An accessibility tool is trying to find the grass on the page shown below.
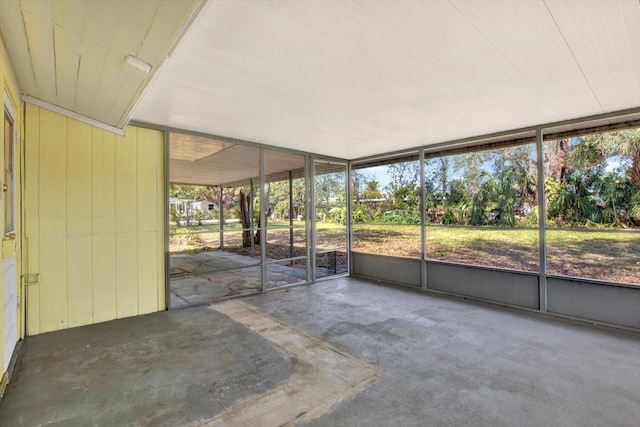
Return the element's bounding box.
[353,223,640,284]
[171,221,640,285]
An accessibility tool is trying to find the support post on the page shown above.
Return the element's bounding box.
[289,170,294,264]
[260,149,267,291]
[164,131,171,309]
[346,162,353,275]
[249,178,255,258]
[219,186,224,250]
[419,150,427,289]
[536,128,547,312]
[307,157,315,282]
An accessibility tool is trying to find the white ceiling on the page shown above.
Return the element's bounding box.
[0,0,202,127]
[1,1,639,160]
[133,0,640,160]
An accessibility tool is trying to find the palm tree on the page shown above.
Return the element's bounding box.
[569,128,640,225]
[570,129,640,186]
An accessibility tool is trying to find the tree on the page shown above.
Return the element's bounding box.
[544,139,571,182]
[169,184,214,201]
[352,170,373,203]
[431,157,449,204]
[598,172,628,224]
[255,183,270,244]
[545,128,640,227]
[211,186,235,220]
[315,170,346,221]
[570,129,640,187]
[385,161,420,211]
[469,171,494,225]
[387,161,419,190]
[362,180,383,199]
[447,179,468,206]
[466,148,535,227]
[453,151,487,195]
[238,188,252,247]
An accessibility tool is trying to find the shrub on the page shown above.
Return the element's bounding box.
[441,209,456,225]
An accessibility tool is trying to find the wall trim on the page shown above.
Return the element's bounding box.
[21,95,125,136]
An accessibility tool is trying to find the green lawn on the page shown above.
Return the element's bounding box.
[171,221,640,285]
[352,223,640,284]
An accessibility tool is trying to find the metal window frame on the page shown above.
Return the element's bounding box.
[311,158,350,280]
[163,132,318,307]
[150,105,640,311]
[536,128,547,311]
[3,90,17,235]
[349,115,640,296]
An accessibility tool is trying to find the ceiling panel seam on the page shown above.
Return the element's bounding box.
[541,0,604,113]
[19,4,38,93]
[52,25,57,96]
[621,1,640,105]
[354,0,454,76]
[449,0,562,119]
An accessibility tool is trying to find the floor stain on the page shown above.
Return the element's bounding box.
[191,300,382,427]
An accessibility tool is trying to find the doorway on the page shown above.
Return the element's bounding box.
[313,161,348,279]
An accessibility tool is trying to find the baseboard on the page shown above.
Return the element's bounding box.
[0,340,22,399]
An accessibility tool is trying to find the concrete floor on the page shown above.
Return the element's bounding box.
[170,251,306,307]
[2,277,640,426]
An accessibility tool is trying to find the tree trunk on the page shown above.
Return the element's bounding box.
[255,183,270,244]
[544,138,571,182]
[239,189,252,247]
[630,150,640,188]
[539,138,572,208]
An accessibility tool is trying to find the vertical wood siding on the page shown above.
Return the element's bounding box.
[24,104,165,335]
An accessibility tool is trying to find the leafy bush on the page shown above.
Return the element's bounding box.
[379,211,420,225]
[352,208,367,223]
[441,209,456,225]
[328,207,347,224]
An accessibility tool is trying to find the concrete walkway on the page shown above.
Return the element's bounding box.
[2,277,640,426]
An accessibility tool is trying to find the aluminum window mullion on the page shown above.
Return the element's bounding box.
[420,149,427,289]
[347,162,353,275]
[164,131,171,310]
[219,187,224,250]
[307,156,315,282]
[260,149,266,292]
[536,128,547,312]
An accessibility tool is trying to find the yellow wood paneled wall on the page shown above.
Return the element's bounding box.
[0,32,22,378]
[24,104,165,335]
